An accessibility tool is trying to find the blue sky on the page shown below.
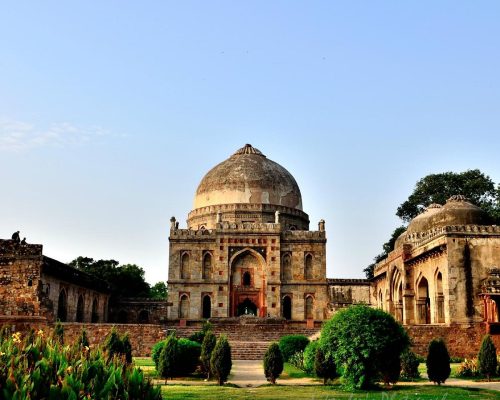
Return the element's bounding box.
[1,2,499,285]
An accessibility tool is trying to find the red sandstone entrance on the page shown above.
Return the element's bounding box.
[229,249,267,317]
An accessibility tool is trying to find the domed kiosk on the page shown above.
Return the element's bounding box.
[167,144,329,322]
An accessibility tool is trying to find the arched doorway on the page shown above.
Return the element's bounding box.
[436,271,445,323]
[202,253,212,280]
[118,310,128,323]
[179,294,189,319]
[181,253,190,279]
[202,295,211,319]
[138,309,149,323]
[237,298,258,316]
[282,296,292,320]
[305,296,314,319]
[229,249,265,317]
[76,295,85,322]
[417,277,431,324]
[57,289,67,322]
[91,297,99,323]
[282,254,292,281]
[305,254,313,280]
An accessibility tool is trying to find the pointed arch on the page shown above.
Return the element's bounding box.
[282,253,292,281]
[76,294,85,322]
[282,295,292,320]
[180,252,190,279]
[202,252,212,280]
[179,294,190,319]
[416,276,431,324]
[304,253,313,280]
[435,269,445,323]
[305,295,314,319]
[91,297,99,323]
[202,295,211,319]
[138,309,150,323]
[57,288,68,322]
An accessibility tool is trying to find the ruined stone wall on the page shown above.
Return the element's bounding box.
[0,240,44,318]
[109,299,169,324]
[406,323,489,359]
[327,279,372,314]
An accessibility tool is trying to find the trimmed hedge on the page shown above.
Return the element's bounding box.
[278,335,310,362]
[152,337,201,376]
[303,340,320,374]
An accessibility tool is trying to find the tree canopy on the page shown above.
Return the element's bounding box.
[69,256,165,299]
[364,169,500,279]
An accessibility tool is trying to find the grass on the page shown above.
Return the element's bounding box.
[160,384,500,399]
[281,362,315,380]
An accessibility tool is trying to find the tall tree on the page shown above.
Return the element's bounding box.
[150,281,168,299]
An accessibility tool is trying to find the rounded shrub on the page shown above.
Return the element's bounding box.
[314,346,337,385]
[263,342,284,384]
[158,333,178,380]
[176,338,202,376]
[426,338,451,385]
[210,335,232,386]
[200,331,217,379]
[278,335,310,362]
[320,305,409,389]
[151,339,166,370]
[400,349,420,380]
[478,334,497,380]
[303,340,319,374]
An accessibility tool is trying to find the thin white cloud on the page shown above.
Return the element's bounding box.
[0,118,111,151]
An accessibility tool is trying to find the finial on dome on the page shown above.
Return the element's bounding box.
[233,144,265,157]
[447,195,468,202]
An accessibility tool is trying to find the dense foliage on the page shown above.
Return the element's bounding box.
[158,334,178,380]
[154,335,201,378]
[200,330,217,379]
[303,340,320,374]
[426,338,451,385]
[210,335,232,386]
[278,335,310,362]
[69,256,165,299]
[478,334,497,380]
[320,305,409,389]
[263,342,284,384]
[400,349,420,380]
[314,346,337,385]
[0,328,161,399]
[104,327,133,364]
[188,321,213,344]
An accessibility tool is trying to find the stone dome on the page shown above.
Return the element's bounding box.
[406,195,491,234]
[193,144,303,210]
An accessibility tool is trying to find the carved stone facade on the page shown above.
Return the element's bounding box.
[373,196,500,331]
[167,144,333,322]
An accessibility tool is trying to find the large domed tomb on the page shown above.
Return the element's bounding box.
[188,144,310,230]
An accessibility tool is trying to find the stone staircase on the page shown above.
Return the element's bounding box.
[165,319,321,360]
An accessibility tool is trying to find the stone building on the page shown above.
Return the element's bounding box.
[0,239,110,325]
[167,144,334,322]
[373,195,500,331]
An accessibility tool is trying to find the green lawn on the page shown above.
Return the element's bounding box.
[160,384,500,399]
[281,362,316,380]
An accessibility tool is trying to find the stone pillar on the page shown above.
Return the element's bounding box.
[318,219,325,232]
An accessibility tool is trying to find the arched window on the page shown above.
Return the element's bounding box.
[283,296,292,320]
[179,294,189,319]
[242,271,251,286]
[305,254,313,280]
[436,271,444,323]
[76,295,85,322]
[305,296,314,319]
[417,277,431,324]
[118,310,128,323]
[202,295,211,319]
[91,297,99,323]
[202,253,212,280]
[181,253,190,279]
[282,254,292,281]
[138,309,149,323]
[378,289,384,310]
[57,289,68,322]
